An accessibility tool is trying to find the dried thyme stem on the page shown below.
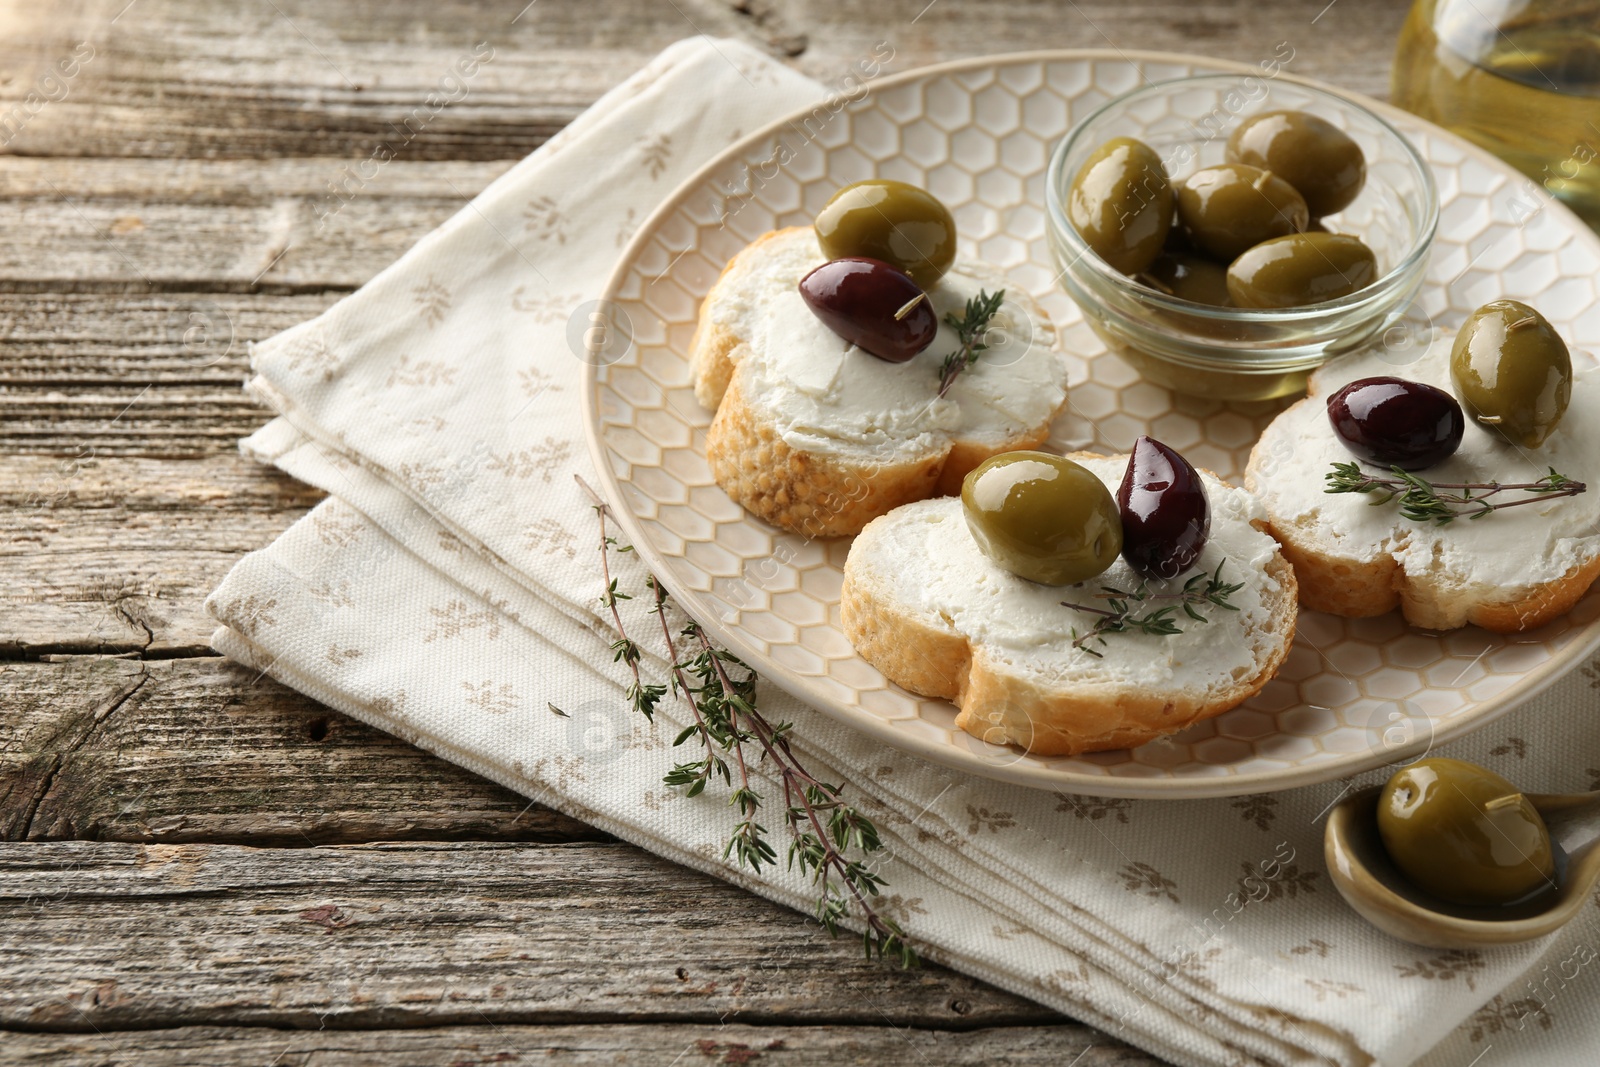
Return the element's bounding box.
[577,475,659,719]
[1062,561,1244,657]
[576,475,914,966]
[648,577,724,794]
[1324,462,1586,524]
[936,288,1006,398]
[692,627,913,965]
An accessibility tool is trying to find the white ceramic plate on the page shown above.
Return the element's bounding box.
[585,50,1600,798]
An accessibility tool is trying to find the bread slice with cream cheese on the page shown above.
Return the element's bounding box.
[841,453,1298,755]
[690,227,1068,537]
[1245,333,1600,632]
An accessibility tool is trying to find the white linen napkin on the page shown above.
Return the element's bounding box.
[207,37,1600,1067]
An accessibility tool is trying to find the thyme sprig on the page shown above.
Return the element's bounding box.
[650,575,739,802]
[1062,561,1244,658]
[688,626,912,965]
[577,476,916,967]
[651,585,774,877]
[1324,462,1587,525]
[588,490,667,721]
[936,288,1006,398]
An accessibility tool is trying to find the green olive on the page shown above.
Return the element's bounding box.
[1225,232,1378,309]
[961,452,1122,586]
[1135,252,1233,307]
[814,180,957,288]
[1449,300,1572,449]
[1176,163,1309,262]
[1227,110,1367,218]
[1067,137,1173,275]
[1377,758,1555,907]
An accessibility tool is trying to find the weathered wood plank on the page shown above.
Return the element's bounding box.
[0,0,1405,162]
[802,0,1404,101]
[1,456,318,653]
[0,0,765,161]
[0,840,1063,1031]
[0,158,510,203]
[0,392,272,458]
[0,656,598,844]
[0,289,332,383]
[0,160,511,293]
[2,1023,1158,1065]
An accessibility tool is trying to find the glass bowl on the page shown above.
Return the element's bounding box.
[1046,73,1439,401]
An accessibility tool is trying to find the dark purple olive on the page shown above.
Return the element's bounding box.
[798,257,937,363]
[1117,436,1210,580]
[1326,376,1465,470]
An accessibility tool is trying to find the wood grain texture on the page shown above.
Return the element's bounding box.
[0,0,1405,162]
[1,455,319,653]
[0,656,599,845]
[0,288,336,459]
[1,1023,1155,1065]
[0,160,512,293]
[0,840,1062,1032]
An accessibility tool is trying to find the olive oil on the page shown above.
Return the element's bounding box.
[1392,0,1600,229]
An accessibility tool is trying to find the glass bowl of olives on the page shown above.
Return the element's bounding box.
[1046,74,1439,401]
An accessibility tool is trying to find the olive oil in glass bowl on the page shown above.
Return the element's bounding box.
[1392,0,1600,230]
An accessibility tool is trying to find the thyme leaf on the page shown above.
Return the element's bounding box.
[576,475,916,968]
[936,288,1006,398]
[1324,461,1586,525]
[1062,560,1244,658]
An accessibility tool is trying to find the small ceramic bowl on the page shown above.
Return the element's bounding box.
[1325,785,1600,948]
[1046,73,1439,401]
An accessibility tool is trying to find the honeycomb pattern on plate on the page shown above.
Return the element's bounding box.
[590,54,1600,797]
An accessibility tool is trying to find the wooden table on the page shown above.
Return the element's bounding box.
[0,2,1412,1062]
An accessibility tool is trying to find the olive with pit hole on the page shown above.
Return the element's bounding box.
[1227,110,1367,218]
[1176,163,1309,262]
[1117,436,1210,580]
[798,258,937,363]
[1327,376,1465,470]
[1067,137,1173,275]
[814,180,958,289]
[1449,300,1572,449]
[962,452,1122,586]
[1225,232,1378,309]
[1136,252,1233,306]
[1377,757,1556,907]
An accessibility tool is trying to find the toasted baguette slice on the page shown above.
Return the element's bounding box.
[841,454,1298,755]
[1245,332,1600,632]
[690,227,1067,537]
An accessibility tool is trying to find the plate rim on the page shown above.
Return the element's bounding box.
[583,47,1600,798]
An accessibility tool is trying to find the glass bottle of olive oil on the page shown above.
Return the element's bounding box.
[1392,0,1600,229]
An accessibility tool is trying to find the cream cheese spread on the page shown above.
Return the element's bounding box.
[860,457,1286,692]
[1252,331,1600,596]
[707,228,1068,464]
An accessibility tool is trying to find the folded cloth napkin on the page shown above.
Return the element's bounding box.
[207,36,1600,1067]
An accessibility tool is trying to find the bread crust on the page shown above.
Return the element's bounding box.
[1246,388,1600,633]
[690,227,1063,537]
[689,318,740,412]
[840,461,1300,756]
[706,374,945,539]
